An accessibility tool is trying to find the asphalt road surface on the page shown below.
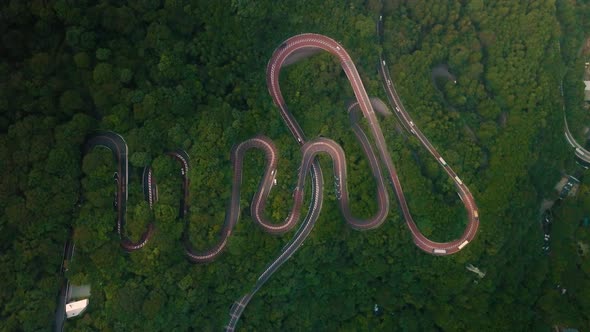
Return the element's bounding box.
[563,114,590,164]
[84,131,154,251]
[82,32,480,331]
[379,57,479,253]
[53,235,74,332]
[167,150,190,218]
[225,33,480,331]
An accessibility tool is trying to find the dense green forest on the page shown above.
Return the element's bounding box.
[1,0,590,330]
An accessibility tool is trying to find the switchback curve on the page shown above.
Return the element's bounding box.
[84,131,154,252]
[226,33,480,331]
[82,32,480,331]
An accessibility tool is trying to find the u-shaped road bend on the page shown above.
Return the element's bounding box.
[84,33,480,331]
[166,150,190,218]
[84,131,154,252]
[563,114,590,163]
[378,56,479,253]
[267,34,479,255]
[225,33,480,331]
[184,135,315,263]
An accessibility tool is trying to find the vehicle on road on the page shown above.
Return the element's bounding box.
[458,240,469,250]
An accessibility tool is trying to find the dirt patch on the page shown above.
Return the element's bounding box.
[539,199,555,214]
[282,47,322,67]
[370,97,392,116]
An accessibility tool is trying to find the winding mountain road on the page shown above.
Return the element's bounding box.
[84,132,154,251]
[379,57,479,253]
[224,33,480,331]
[83,32,479,331]
[563,114,590,164]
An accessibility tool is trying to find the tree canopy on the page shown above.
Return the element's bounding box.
[1,0,589,330]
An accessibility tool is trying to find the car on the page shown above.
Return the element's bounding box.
[113,172,119,184]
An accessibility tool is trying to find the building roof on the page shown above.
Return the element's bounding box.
[65,299,89,318]
[568,175,581,184]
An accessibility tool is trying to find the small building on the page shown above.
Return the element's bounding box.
[65,299,89,318]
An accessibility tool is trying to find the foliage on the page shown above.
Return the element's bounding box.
[0,0,589,330]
